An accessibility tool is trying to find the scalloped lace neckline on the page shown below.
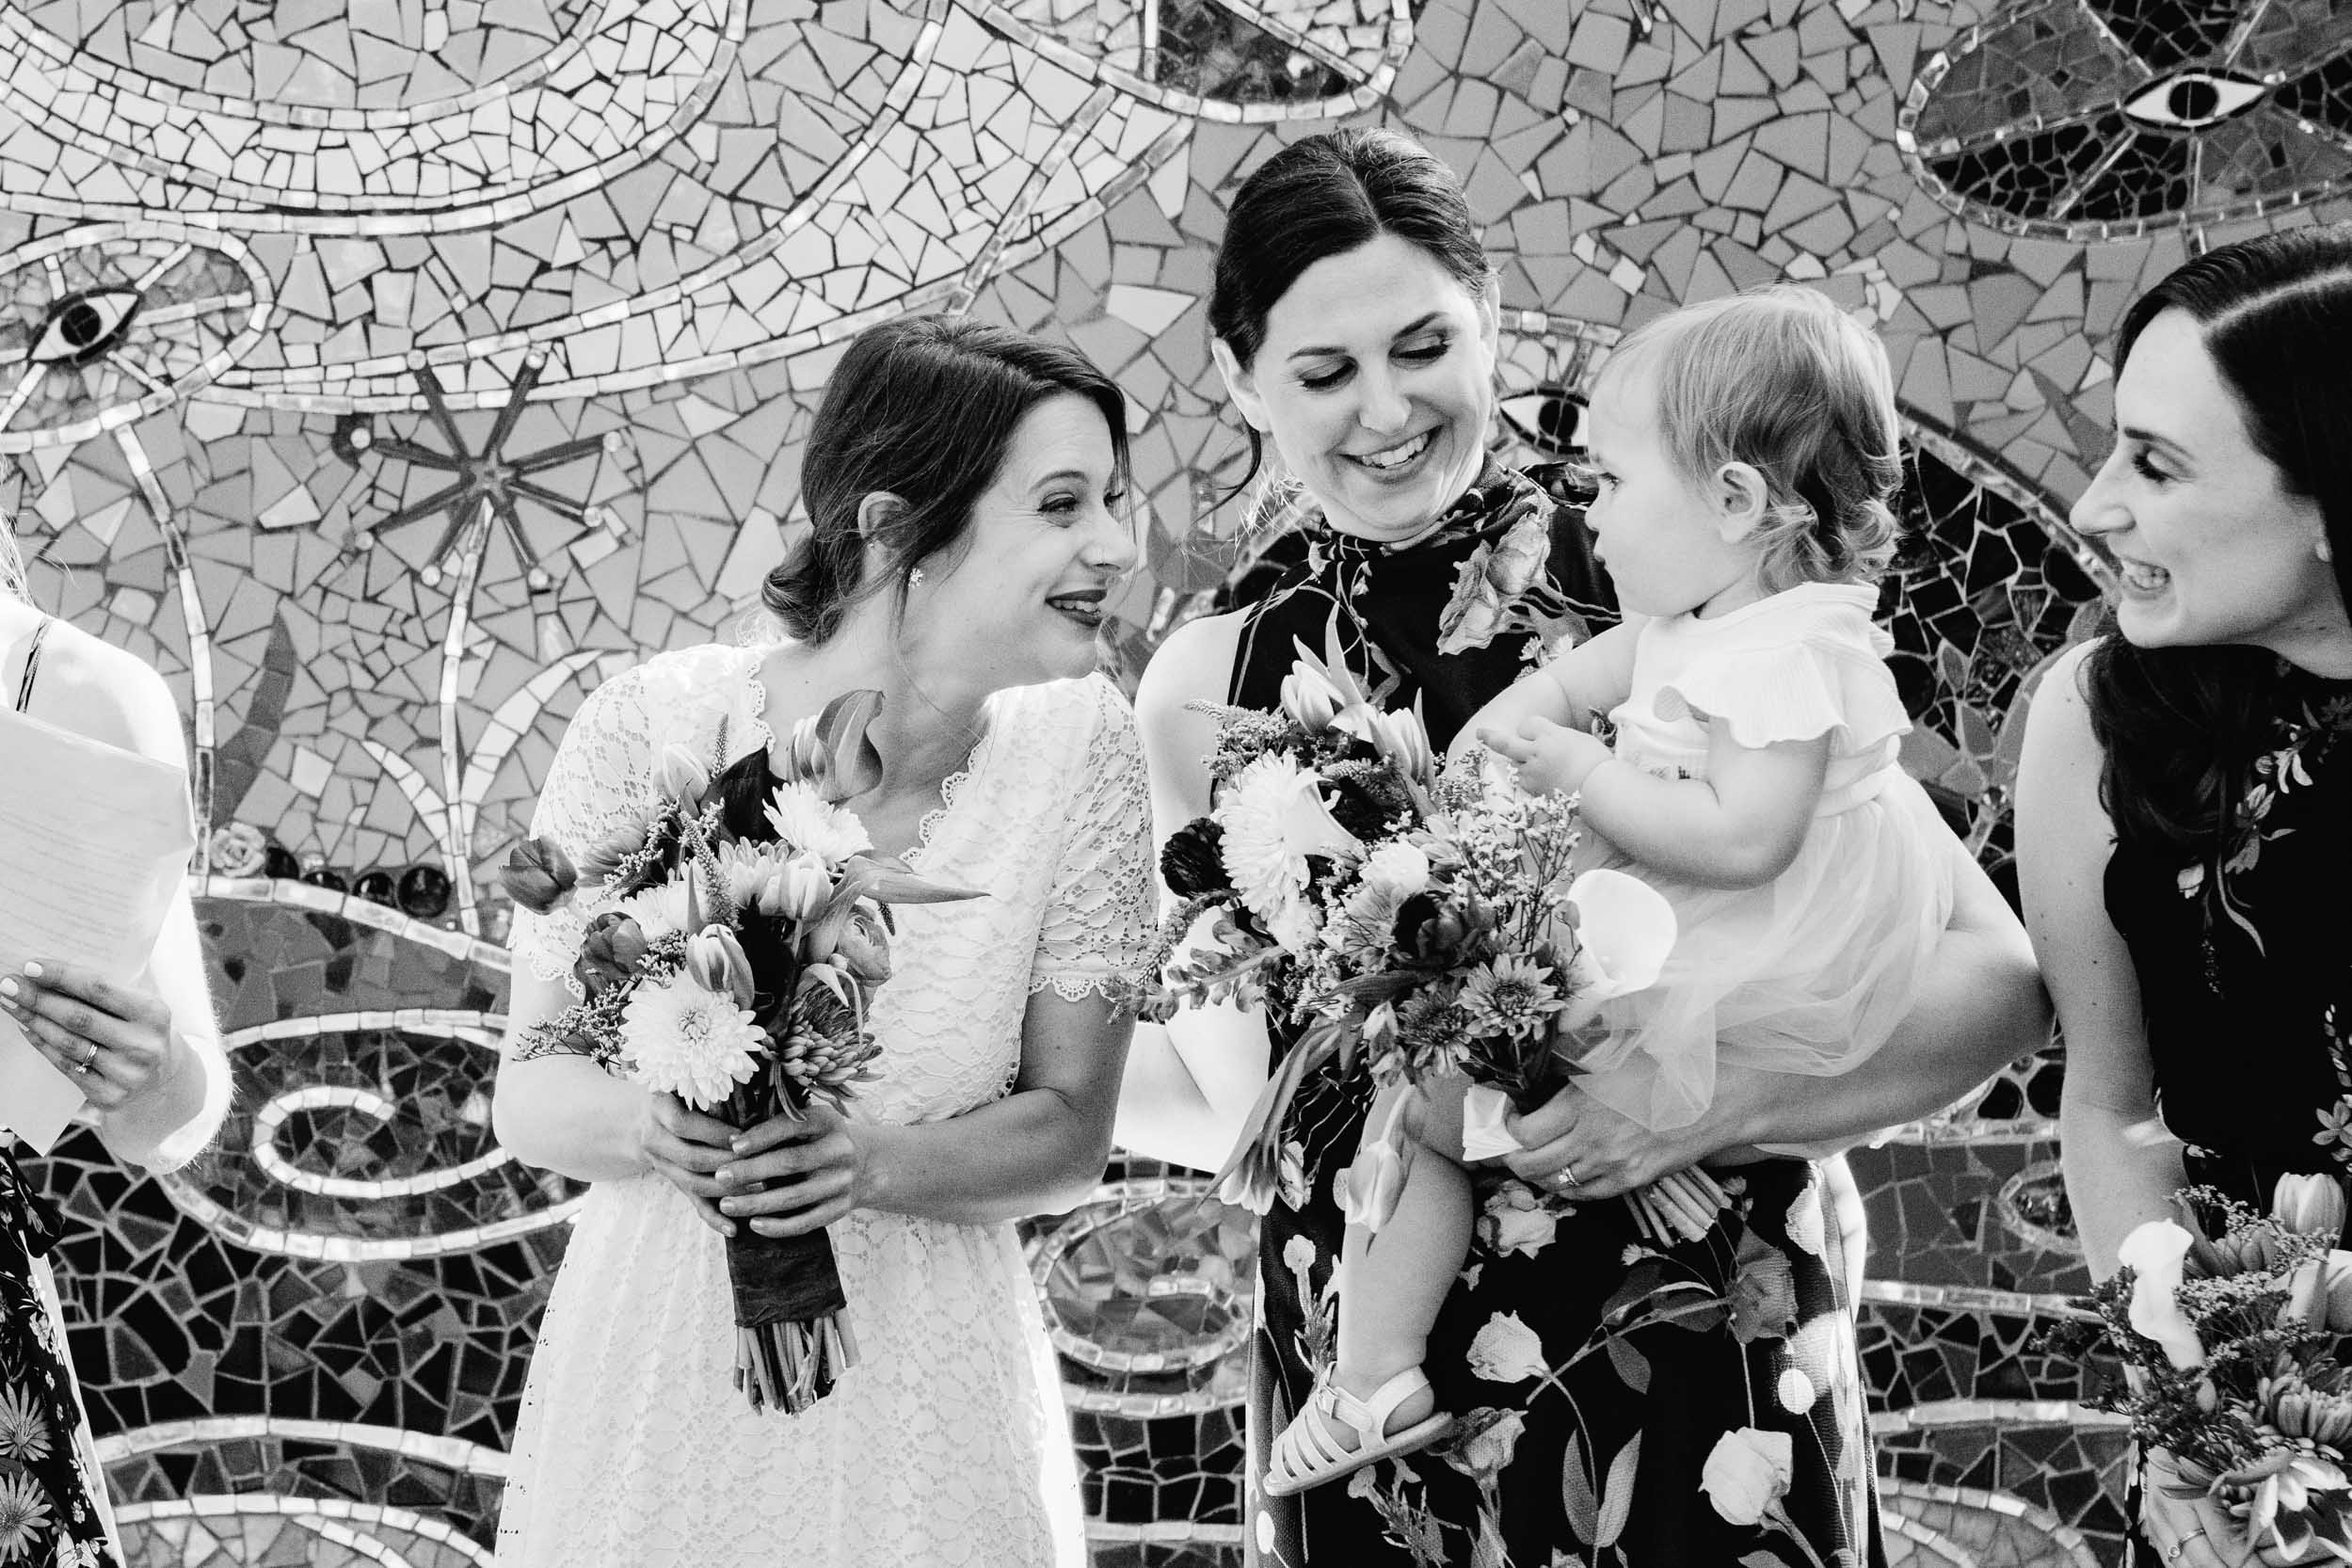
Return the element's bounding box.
[738,644,990,871]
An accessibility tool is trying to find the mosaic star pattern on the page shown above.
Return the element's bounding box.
[11,0,2351,1560]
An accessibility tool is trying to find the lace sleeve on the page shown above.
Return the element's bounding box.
[1031,677,1157,1003]
[508,665,660,999]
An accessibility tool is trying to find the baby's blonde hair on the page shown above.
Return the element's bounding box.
[1596,285,1903,592]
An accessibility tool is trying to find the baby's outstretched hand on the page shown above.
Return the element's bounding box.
[1479,714,1611,797]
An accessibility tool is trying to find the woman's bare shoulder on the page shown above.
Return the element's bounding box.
[1136,609,1246,720]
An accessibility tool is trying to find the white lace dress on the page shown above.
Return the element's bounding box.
[493,643,1155,1568]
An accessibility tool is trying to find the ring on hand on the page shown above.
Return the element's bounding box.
[1557,1162,1579,1189]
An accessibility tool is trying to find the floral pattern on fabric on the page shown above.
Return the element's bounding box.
[2104,664,2352,1568]
[0,1148,120,1568]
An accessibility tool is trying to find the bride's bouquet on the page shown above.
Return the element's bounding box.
[501,692,982,1415]
[1137,627,1718,1242]
[2044,1173,2352,1561]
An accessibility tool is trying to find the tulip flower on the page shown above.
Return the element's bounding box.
[657,744,711,809]
[683,924,756,1009]
[2275,1174,2348,1240]
[501,836,577,915]
[774,852,833,922]
[573,912,650,998]
[1279,664,1344,733]
[1368,708,1436,791]
[830,906,892,987]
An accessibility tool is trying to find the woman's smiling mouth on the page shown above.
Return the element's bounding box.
[1046,589,1106,629]
[1346,429,1435,474]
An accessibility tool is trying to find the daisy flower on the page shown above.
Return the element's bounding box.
[623,974,767,1110]
[0,1388,48,1463]
[1216,753,1362,954]
[764,780,873,865]
[1459,954,1565,1042]
[0,1471,52,1564]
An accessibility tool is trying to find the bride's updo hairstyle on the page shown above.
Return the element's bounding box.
[763,314,1128,644]
[2084,226,2352,854]
[1207,128,1491,490]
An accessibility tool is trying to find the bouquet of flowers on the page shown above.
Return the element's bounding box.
[501,691,982,1415]
[1139,626,1723,1243]
[2045,1173,2352,1560]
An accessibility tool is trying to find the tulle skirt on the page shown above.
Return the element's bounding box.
[1574,769,1956,1131]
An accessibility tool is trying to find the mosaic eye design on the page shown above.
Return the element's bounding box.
[1497,389,1590,459]
[1898,0,2352,238]
[24,288,141,366]
[0,225,270,452]
[2120,71,2267,130]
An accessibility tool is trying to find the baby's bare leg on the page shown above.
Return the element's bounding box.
[1332,1078,1475,1427]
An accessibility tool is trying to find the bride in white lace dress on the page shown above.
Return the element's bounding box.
[491,317,1154,1568]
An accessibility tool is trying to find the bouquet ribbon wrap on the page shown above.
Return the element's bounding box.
[726,1223,857,1415]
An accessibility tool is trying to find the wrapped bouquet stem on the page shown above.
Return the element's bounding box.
[505,690,981,1415]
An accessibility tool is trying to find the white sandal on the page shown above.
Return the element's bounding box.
[1263,1367,1454,1496]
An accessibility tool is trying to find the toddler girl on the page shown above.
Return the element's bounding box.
[1264,285,1956,1495]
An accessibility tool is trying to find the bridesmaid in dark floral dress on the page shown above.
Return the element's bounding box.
[2023,227,2352,1568]
[1121,128,2046,1567]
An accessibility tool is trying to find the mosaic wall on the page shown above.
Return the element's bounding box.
[8,0,2350,1560]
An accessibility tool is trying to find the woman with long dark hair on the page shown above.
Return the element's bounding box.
[1118,128,2048,1565]
[492,315,1156,1566]
[0,522,229,1568]
[2022,225,2352,1568]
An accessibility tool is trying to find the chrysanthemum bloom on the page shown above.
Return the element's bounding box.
[1217,752,1362,953]
[1459,954,1565,1042]
[623,973,766,1109]
[617,880,692,942]
[0,1387,49,1463]
[0,1471,53,1563]
[765,779,873,864]
[712,840,786,913]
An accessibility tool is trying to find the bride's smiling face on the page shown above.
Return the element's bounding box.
[1215,233,1499,548]
[907,392,1137,687]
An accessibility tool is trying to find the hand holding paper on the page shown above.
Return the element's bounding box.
[0,706,196,1153]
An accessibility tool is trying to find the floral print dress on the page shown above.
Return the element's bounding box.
[2104,665,2352,1209]
[2104,664,2352,1568]
[1228,466,1886,1567]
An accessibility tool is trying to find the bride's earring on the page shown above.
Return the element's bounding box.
[2320,537,2335,565]
[908,566,926,586]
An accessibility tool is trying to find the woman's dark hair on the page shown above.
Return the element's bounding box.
[2085,224,2352,853]
[1207,128,1491,490]
[762,315,1128,643]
